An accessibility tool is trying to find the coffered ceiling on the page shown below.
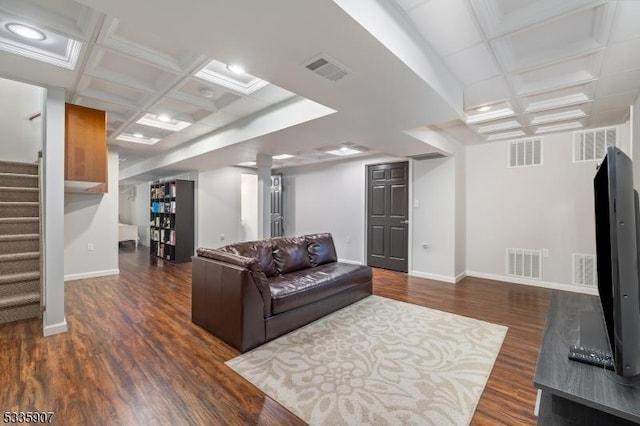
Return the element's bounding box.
[0,0,638,181]
[394,0,640,141]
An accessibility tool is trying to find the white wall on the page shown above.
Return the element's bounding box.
[0,78,44,163]
[465,124,630,292]
[198,167,248,248]
[118,186,135,224]
[43,86,66,336]
[632,99,640,190]
[240,173,258,241]
[411,156,457,280]
[64,148,119,280]
[280,156,402,263]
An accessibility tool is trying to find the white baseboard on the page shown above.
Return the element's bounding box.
[465,270,599,295]
[410,270,456,283]
[338,258,364,265]
[455,272,467,283]
[64,269,120,282]
[43,315,67,336]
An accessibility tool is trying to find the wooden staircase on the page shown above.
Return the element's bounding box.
[0,160,41,324]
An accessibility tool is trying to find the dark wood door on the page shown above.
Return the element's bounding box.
[367,162,409,272]
[270,174,283,237]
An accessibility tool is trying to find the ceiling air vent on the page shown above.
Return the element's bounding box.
[304,55,348,82]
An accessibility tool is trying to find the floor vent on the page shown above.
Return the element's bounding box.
[573,254,596,287]
[507,248,542,279]
[509,138,542,167]
[304,54,348,82]
[573,127,616,162]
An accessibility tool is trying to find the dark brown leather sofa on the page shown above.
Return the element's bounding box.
[191,233,372,352]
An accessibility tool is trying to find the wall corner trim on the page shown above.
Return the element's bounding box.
[64,269,120,282]
[465,270,599,295]
[455,272,467,283]
[43,316,67,336]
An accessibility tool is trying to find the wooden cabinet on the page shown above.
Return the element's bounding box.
[64,103,108,193]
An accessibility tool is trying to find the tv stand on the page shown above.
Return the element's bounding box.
[534,291,640,425]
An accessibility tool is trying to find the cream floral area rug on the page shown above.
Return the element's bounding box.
[226,295,508,425]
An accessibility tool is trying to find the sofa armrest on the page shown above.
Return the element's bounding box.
[196,248,271,317]
[191,256,266,352]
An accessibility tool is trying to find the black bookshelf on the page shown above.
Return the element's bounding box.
[149,179,194,263]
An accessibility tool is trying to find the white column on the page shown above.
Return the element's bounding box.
[43,87,67,336]
[256,154,272,239]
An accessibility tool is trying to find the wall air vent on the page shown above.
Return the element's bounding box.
[573,254,596,287]
[573,126,616,162]
[507,248,542,280]
[304,54,349,82]
[509,138,542,167]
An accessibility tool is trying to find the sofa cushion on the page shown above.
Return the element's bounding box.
[219,240,277,277]
[269,262,372,314]
[272,236,312,275]
[306,233,337,267]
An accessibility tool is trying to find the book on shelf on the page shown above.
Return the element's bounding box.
[170,183,176,198]
[171,201,176,213]
[169,230,176,245]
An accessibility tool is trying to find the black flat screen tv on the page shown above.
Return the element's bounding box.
[594,146,640,378]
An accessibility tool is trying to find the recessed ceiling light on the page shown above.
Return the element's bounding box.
[465,108,515,125]
[226,64,245,74]
[326,147,362,156]
[133,132,144,138]
[136,113,192,132]
[6,23,46,41]
[477,105,492,112]
[273,154,294,160]
[238,161,257,167]
[195,59,269,95]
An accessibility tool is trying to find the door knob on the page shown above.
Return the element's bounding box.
[400,219,409,224]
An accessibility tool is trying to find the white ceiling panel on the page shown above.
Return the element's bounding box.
[596,68,640,97]
[394,0,428,11]
[85,47,180,94]
[521,82,595,113]
[589,107,630,127]
[220,97,270,118]
[511,53,600,95]
[407,0,483,57]
[612,0,640,42]
[77,76,154,109]
[152,97,214,122]
[463,76,510,110]
[592,91,639,112]
[470,0,604,39]
[251,85,297,105]
[601,37,640,75]
[198,111,241,129]
[444,43,500,85]
[528,105,590,125]
[491,5,609,72]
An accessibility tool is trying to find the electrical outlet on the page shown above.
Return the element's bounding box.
[542,248,549,257]
[346,236,351,244]
[414,199,420,208]
[422,243,429,250]
[220,234,225,241]
[87,243,95,251]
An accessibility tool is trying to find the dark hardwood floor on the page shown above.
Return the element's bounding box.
[0,247,551,425]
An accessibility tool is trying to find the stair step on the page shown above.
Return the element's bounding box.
[0,271,40,285]
[0,187,39,202]
[0,292,40,309]
[0,217,39,235]
[0,235,39,255]
[0,173,38,189]
[0,277,39,299]
[0,302,40,324]
[0,202,39,218]
[0,252,39,275]
[0,161,38,176]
